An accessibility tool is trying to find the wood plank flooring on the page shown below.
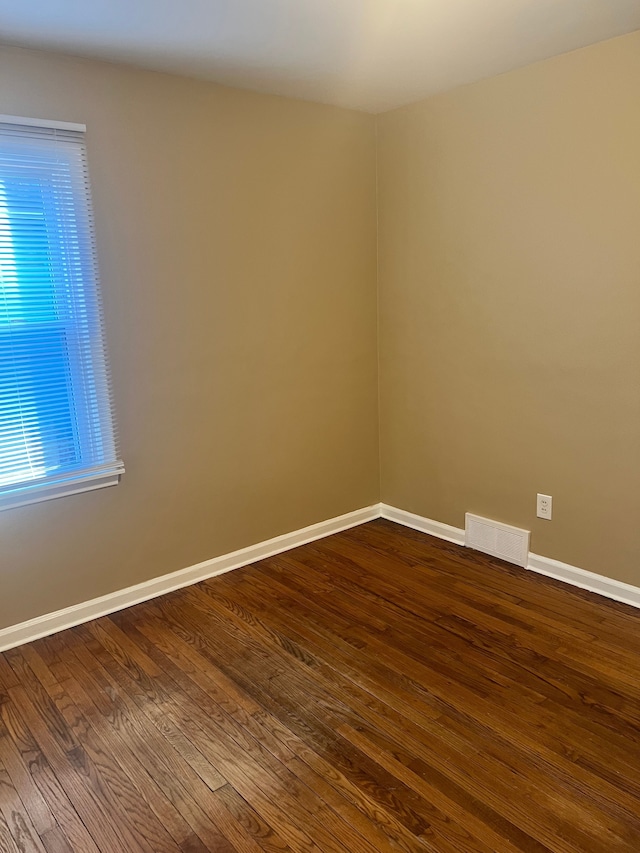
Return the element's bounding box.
[1,519,639,852]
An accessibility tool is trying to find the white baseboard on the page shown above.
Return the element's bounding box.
[0,504,380,653]
[3,501,637,653]
[526,552,640,610]
[380,503,465,545]
[381,504,640,611]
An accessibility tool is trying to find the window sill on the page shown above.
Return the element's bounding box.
[0,466,125,512]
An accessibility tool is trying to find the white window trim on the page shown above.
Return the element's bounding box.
[0,114,86,132]
[0,470,123,512]
[0,114,123,512]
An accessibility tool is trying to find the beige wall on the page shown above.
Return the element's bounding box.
[378,31,640,584]
[0,46,379,629]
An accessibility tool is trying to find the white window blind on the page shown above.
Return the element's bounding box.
[0,115,123,510]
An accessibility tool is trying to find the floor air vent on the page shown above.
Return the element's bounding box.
[465,513,530,568]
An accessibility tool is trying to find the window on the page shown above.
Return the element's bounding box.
[0,115,123,510]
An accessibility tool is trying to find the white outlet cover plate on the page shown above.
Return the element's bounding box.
[537,494,553,519]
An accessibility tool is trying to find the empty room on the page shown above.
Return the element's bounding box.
[0,1,639,850]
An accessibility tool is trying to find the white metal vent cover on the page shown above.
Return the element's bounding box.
[465,513,530,568]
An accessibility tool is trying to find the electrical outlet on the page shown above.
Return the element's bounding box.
[537,493,552,520]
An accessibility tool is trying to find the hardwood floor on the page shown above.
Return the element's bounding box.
[1,519,639,852]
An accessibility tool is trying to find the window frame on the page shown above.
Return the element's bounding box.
[0,114,124,511]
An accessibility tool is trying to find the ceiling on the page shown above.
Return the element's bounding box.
[1,0,639,112]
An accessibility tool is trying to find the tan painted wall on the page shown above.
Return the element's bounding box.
[0,46,379,629]
[378,31,640,584]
